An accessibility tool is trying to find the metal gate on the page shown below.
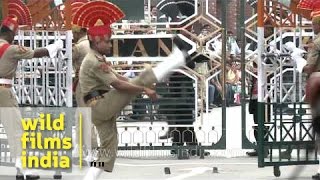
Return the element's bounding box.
[0,0,73,174]
[111,0,228,158]
[249,0,317,177]
[14,30,73,107]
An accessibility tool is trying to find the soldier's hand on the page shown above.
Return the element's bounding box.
[144,88,158,101]
[45,39,64,58]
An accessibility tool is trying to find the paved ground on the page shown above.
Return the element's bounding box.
[0,156,319,180]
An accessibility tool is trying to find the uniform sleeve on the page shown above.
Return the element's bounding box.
[314,38,320,50]
[307,45,320,65]
[111,68,121,76]
[72,45,80,67]
[92,62,118,85]
[10,45,34,60]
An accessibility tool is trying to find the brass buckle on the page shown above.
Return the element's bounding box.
[87,96,103,106]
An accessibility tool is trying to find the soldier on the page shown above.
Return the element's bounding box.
[72,25,99,165]
[73,26,90,103]
[0,15,63,179]
[303,16,320,180]
[303,16,320,76]
[79,20,189,180]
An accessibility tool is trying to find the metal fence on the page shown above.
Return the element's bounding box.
[13,30,73,107]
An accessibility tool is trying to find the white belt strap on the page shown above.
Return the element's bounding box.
[0,78,13,85]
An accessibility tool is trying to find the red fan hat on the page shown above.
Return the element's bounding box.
[87,19,112,41]
[1,0,32,33]
[297,0,320,18]
[71,0,89,19]
[8,0,32,26]
[1,15,19,33]
[72,1,125,41]
[71,0,89,33]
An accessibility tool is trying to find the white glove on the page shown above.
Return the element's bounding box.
[45,39,64,58]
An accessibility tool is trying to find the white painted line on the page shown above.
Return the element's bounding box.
[165,167,211,180]
[115,162,256,167]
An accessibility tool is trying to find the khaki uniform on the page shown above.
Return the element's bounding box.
[306,34,320,71]
[72,36,98,152]
[0,39,34,158]
[79,49,157,172]
[72,36,90,107]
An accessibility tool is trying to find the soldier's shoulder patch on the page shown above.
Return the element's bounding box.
[95,55,105,62]
[99,63,111,73]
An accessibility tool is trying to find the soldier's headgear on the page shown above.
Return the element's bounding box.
[1,15,19,33]
[297,0,320,19]
[71,0,89,33]
[1,0,32,34]
[72,1,125,41]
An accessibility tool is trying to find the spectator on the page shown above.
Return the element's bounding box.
[225,62,239,106]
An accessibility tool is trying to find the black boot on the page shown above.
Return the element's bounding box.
[312,173,320,180]
[279,150,291,160]
[159,127,174,139]
[246,150,258,157]
[172,36,191,63]
[246,149,269,158]
[16,167,40,180]
[189,149,210,156]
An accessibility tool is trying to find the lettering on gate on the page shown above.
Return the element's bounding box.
[110,36,192,57]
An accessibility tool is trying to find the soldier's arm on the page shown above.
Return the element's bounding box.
[303,39,320,75]
[303,64,316,75]
[33,48,49,58]
[93,62,157,100]
[111,69,129,82]
[111,79,157,100]
[111,79,146,94]
[94,62,147,94]
[12,39,63,59]
[115,74,129,81]
[11,45,50,59]
[72,45,80,67]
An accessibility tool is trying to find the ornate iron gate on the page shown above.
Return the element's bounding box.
[249,0,317,177]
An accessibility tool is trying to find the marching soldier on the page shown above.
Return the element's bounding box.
[303,16,320,77]
[72,25,100,165]
[303,16,320,180]
[72,26,90,107]
[0,15,63,179]
[76,2,190,180]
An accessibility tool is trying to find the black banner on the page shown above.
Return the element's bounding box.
[110,37,192,57]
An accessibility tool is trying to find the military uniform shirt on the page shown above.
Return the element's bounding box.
[72,36,90,72]
[0,39,34,79]
[306,33,320,71]
[79,49,118,96]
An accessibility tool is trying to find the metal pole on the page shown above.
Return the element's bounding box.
[240,0,254,149]
[221,0,227,148]
[257,0,265,168]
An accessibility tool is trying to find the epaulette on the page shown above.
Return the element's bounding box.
[95,54,105,62]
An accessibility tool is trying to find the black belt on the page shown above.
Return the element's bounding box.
[83,90,109,104]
